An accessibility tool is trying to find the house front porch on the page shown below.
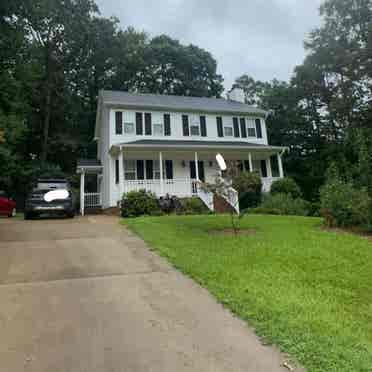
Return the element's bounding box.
[109,140,286,211]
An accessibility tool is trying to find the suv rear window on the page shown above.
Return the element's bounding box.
[36,180,68,190]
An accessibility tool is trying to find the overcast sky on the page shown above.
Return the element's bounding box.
[95,0,323,91]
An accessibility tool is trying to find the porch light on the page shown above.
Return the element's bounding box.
[209,161,213,167]
[216,153,227,171]
[181,160,186,167]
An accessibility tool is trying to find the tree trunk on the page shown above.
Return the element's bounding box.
[40,39,53,164]
[40,83,51,163]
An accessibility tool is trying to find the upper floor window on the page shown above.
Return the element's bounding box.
[224,120,233,137]
[190,116,200,136]
[247,119,256,137]
[115,111,123,135]
[124,122,134,134]
[153,122,163,136]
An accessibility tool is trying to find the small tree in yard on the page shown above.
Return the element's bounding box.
[201,164,261,235]
[201,177,244,235]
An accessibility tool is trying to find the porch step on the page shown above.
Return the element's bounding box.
[84,207,103,215]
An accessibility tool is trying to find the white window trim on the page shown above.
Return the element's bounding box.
[190,116,201,137]
[153,123,164,136]
[223,123,233,137]
[247,119,257,138]
[124,122,135,134]
[124,160,136,180]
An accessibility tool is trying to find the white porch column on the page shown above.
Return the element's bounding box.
[194,151,199,181]
[278,153,284,178]
[118,148,124,202]
[248,152,253,172]
[266,156,272,178]
[80,171,85,216]
[159,151,164,195]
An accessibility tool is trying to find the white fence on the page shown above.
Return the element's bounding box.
[84,192,101,208]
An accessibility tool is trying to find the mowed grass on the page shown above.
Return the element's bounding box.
[123,214,372,372]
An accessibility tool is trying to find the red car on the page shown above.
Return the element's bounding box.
[0,191,16,217]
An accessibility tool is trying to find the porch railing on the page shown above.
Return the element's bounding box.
[124,178,194,198]
[84,192,101,208]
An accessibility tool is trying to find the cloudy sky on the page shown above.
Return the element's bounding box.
[95,0,323,90]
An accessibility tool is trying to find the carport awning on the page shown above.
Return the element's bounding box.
[76,159,102,174]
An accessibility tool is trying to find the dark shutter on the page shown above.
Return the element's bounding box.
[145,113,152,135]
[165,160,173,179]
[270,155,280,177]
[260,160,267,177]
[240,118,247,138]
[244,160,250,172]
[136,112,143,135]
[189,161,196,179]
[233,117,240,137]
[200,116,207,137]
[216,117,223,137]
[255,118,263,138]
[115,112,122,135]
[136,160,144,180]
[146,160,153,180]
[198,161,205,182]
[182,115,189,136]
[115,159,119,184]
[164,114,171,136]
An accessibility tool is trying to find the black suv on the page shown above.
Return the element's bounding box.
[24,179,75,219]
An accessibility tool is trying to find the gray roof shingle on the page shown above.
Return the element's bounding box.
[100,90,267,116]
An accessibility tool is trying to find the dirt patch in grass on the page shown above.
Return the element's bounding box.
[208,228,257,236]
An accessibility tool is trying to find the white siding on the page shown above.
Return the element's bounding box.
[108,109,268,147]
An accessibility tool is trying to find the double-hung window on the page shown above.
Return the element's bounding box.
[153,123,164,136]
[247,119,257,137]
[223,120,233,137]
[124,122,134,134]
[190,116,200,136]
[152,112,164,136]
[124,160,136,180]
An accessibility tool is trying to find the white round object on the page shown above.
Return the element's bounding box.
[216,153,227,171]
[44,189,69,202]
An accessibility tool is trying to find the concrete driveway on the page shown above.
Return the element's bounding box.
[0,215,300,372]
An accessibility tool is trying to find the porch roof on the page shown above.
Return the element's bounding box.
[111,140,287,152]
[76,159,102,173]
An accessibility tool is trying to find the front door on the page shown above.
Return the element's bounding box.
[190,161,205,182]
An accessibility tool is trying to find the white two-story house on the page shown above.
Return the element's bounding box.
[76,88,286,215]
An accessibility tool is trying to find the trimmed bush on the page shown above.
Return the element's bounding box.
[254,193,310,216]
[271,177,302,199]
[121,189,161,217]
[320,178,372,228]
[232,172,262,209]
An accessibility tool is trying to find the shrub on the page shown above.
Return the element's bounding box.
[158,195,184,214]
[232,172,262,209]
[320,178,372,228]
[121,189,161,217]
[270,177,302,198]
[181,197,209,215]
[250,207,282,215]
[256,193,310,216]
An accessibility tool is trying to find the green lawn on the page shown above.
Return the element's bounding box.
[123,214,372,372]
